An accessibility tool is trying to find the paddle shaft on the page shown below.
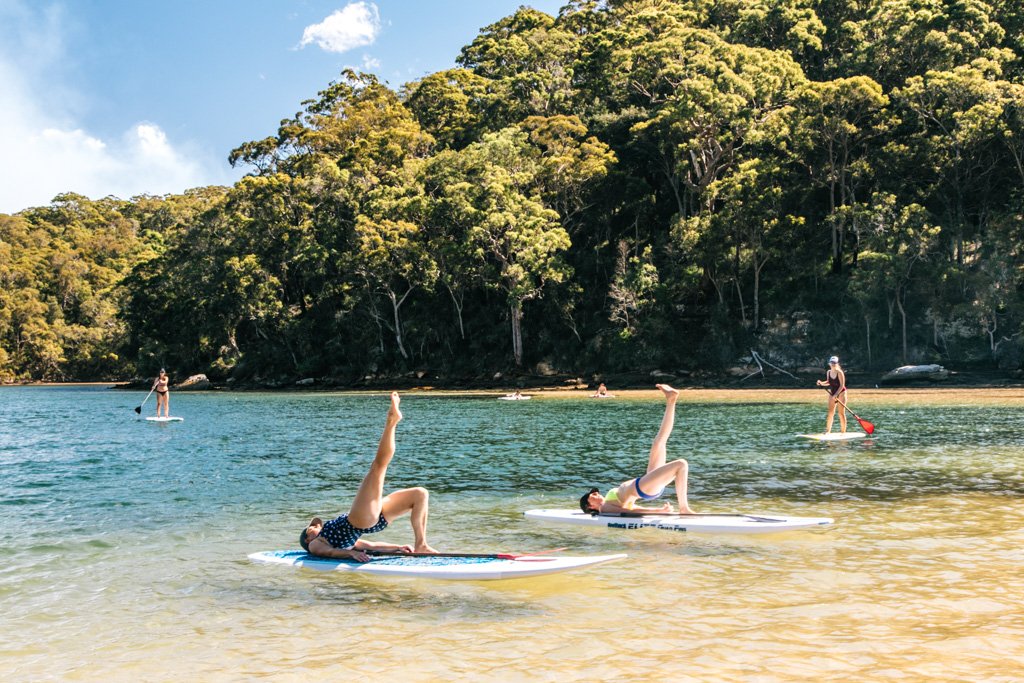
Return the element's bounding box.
[599,512,784,522]
[824,389,876,434]
[135,385,156,413]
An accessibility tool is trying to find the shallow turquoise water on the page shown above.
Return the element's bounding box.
[2,386,1023,681]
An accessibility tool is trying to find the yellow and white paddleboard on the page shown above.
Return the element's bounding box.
[797,432,866,441]
[524,509,833,534]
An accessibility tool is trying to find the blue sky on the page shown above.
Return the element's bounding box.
[0,0,564,213]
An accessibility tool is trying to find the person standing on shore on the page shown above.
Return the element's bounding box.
[815,356,847,433]
[299,392,438,561]
[579,384,695,515]
[152,369,170,418]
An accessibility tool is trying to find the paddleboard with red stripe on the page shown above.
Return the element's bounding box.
[248,550,625,580]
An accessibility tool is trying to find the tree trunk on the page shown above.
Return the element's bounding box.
[510,301,524,366]
[733,239,747,327]
[367,299,385,354]
[749,230,768,333]
[388,290,411,361]
[865,315,872,369]
[445,282,465,340]
[986,312,997,356]
[734,278,747,327]
[895,289,908,363]
[752,256,763,332]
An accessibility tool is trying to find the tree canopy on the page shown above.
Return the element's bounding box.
[3,0,1023,382]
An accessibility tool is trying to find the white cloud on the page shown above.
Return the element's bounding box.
[0,1,229,214]
[300,2,381,54]
[344,54,382,73]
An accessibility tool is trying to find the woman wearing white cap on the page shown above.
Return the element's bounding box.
[815,356,847,433]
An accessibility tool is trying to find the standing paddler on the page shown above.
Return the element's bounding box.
[815,355,848,433]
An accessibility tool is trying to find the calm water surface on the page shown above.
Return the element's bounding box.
[2,386,1023,681]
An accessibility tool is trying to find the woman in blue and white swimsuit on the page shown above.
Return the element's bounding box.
[579,384,695,515]
[299,392,438,562]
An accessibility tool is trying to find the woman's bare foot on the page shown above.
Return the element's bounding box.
[656,384,679,400]
[388,391,403,422]
[414,543,438,554]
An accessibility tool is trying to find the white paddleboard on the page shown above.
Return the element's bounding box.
[498,395,531,401]
[248,550,625,580]
[524,509,833,534]
[797,432,865,441]
[145,416,184,422]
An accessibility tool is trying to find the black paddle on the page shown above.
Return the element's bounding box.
[134,385,156,414]
[594,511,785,522]
[363,547,568,560]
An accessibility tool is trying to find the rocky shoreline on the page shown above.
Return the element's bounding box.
[80,365,1023,393]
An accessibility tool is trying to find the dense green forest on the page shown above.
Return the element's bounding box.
[3,0,1024,383]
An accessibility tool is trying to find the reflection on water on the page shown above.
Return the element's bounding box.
[1,386,1023,680]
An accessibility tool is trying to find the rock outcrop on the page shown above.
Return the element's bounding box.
[174,374,212,391]
[880,364,950,384]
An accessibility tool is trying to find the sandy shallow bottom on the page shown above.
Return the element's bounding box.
[8,496,1024,682]
[398,385,1024,409]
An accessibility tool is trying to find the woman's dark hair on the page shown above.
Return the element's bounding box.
[579,487,600,514]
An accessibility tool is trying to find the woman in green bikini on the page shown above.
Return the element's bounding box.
[579,384,695,515]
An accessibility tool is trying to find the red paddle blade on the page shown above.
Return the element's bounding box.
[858,417,875,435]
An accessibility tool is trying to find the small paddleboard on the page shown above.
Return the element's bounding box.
[797,432,865,441]
[524,509,833,534]
[145,416,184,422]
[248,550,625,580]
[498,395,531,401]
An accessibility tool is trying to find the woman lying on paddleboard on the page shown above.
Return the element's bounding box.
[299,392,438,562]
[815,355,847,433]
[579,384,695,515]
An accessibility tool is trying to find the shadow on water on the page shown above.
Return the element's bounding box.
[211,564,557,621]
[256,579,546,620]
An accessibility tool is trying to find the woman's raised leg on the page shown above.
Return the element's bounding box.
[347,392,402,528]
[646,384,680,473]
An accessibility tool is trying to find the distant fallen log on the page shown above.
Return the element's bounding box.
[880,364,950,384]
[739,350,800,382]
